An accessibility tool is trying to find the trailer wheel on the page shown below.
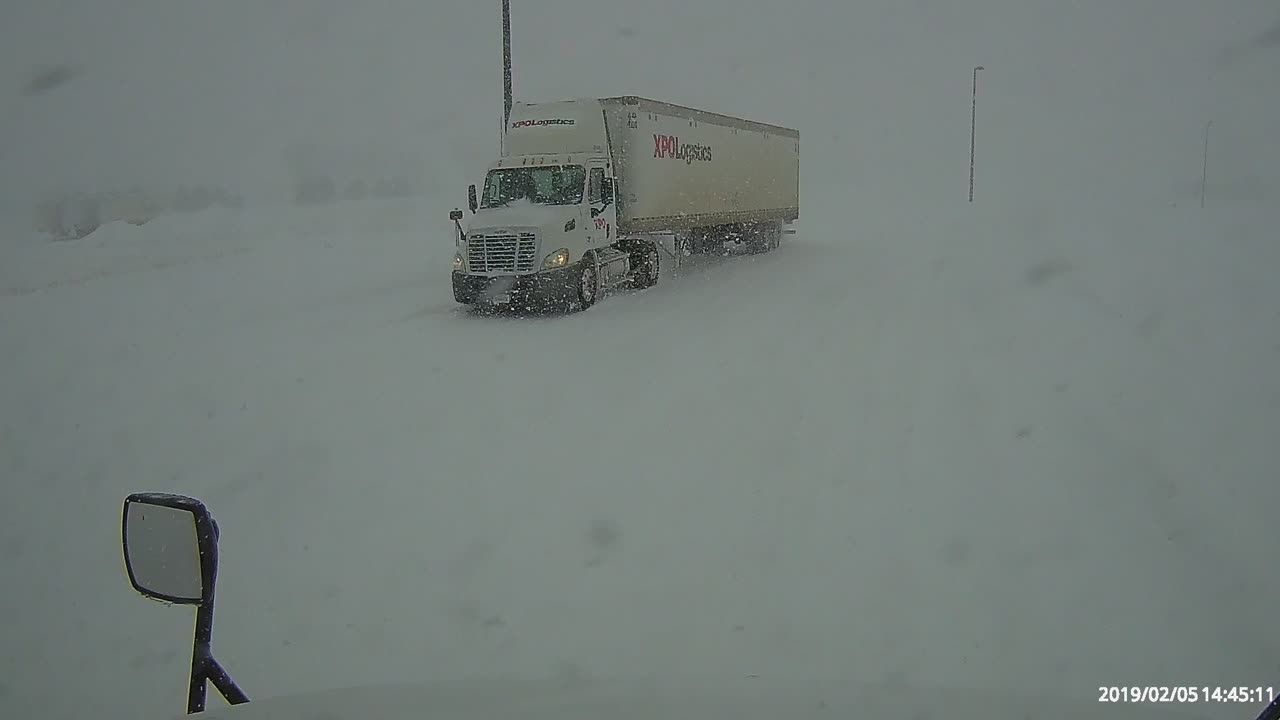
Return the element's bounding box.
[747,222,782,253]
[633,243,660,289]
[577,256,599,310]
[744,224,770,254]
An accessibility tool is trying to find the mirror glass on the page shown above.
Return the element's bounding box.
[125,500,204,603]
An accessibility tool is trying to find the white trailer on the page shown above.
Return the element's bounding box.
[450,96,799,310]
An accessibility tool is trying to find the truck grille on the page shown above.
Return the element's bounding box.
[467,231,539,274]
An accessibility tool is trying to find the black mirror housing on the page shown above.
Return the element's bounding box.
[468,185,478,213]
[450,209,463,222]
[121,492,249,714]
[122,492,219,606]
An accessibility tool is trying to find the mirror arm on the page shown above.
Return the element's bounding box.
[185,627,210,714]
[205,655,250,707]
[186,601,248,714]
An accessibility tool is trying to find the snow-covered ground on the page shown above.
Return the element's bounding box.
[2,187,1278,719]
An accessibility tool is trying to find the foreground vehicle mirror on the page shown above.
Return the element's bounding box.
[450,209,463,222]
[123,493,213,603]
[468,184,478,213]
[122,492,248,714]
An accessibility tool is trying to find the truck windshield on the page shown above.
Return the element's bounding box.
[480,165,586,208]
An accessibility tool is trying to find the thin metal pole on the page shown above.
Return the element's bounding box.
[969,65,984,203]
[502,0,512,129]
[1200,120,1212,209]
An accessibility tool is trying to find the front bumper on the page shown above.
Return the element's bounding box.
[452,264,578,308]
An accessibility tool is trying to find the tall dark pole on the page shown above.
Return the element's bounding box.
[1200,120,1212,209]
[969,65,984,203]
[502,0,513,129]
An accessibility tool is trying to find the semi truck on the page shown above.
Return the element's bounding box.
[450,96,799,310]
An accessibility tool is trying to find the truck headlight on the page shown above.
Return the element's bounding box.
[453,252,465,272]
[542,248,570,269]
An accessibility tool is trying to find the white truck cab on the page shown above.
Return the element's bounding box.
[453,99,631,310]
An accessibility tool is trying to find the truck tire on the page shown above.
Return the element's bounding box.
[746,221,781,254]
[744,224,769,254]
[577,255,599,310]
[632,242,660,289]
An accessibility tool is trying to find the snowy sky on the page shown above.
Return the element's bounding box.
[1,0,1277,210]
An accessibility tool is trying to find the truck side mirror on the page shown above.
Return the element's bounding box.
[122,492,249,714]
[591,177,615,218]
[450,209,463,222]
[123,493,214,605]
[468,185,478,214]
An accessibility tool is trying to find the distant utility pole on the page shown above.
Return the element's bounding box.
[1200,120,1212,209]
[502,0,513,129]
[969,65,984,203]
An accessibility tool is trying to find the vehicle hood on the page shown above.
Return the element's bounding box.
[189,676,1217,720]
